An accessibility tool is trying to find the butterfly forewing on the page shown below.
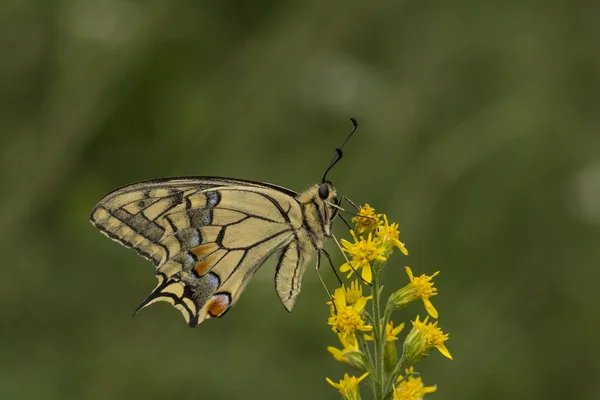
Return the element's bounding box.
[90,177,337,326]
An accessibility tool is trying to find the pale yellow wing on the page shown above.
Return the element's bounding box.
[90,177,310,326]
[274,236,315,312]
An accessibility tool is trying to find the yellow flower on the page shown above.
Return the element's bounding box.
[403,315,452,365]
[327,334,357,362]
[327,281,370,316]
[376,214,408,255]
[340,231,387,283]
[385,320,405,342]
[393,367,437,400]
[328,287,373,340]
[352,204,381,233]
[326,373,369,400]
[364,321,405,342]
[406,266,439,318]
[387,267,439,319]
[327,334,367,369]
[342,280,371,305]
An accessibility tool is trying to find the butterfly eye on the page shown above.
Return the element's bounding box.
[318,184,329,200]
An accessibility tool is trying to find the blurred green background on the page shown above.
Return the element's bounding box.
[2,1,599,399]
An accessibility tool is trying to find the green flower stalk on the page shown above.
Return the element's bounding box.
[325,205,452,400]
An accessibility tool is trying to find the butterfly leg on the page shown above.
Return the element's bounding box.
[338,213,353,230]
[315,251,335,304]
[338,195,360,210]
[317,249,345,314]
[320,248,343,286]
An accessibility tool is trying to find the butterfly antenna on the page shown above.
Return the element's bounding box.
[322,117,359,183]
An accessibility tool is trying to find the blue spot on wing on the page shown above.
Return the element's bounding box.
[207,272,220,290]
[206,191,221,207]
[187,253,197,265]
[191,229,201,246]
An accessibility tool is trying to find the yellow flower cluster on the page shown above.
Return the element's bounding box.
[388,267,440,319]
[326,205,452,400]
[326,373,369,400]
[403,316,452,365]
[394,368,437,400]
[327,287,373,342]
[340,231,386,283]
[339,205,409,284]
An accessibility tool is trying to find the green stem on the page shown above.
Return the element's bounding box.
[385,354,410,392]
[357,333,374,374]
[371,269,385,400]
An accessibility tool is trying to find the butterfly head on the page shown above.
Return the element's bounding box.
[319,181,340,237]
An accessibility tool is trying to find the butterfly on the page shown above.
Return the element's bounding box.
[90,119,358,327]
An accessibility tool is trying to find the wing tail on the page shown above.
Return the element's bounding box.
[134,273,202,327]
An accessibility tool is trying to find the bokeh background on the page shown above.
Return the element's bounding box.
[2,1,600,399]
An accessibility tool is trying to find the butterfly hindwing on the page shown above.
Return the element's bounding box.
[274,238,314,312]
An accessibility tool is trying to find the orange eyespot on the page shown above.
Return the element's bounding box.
[206,294,230,317]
